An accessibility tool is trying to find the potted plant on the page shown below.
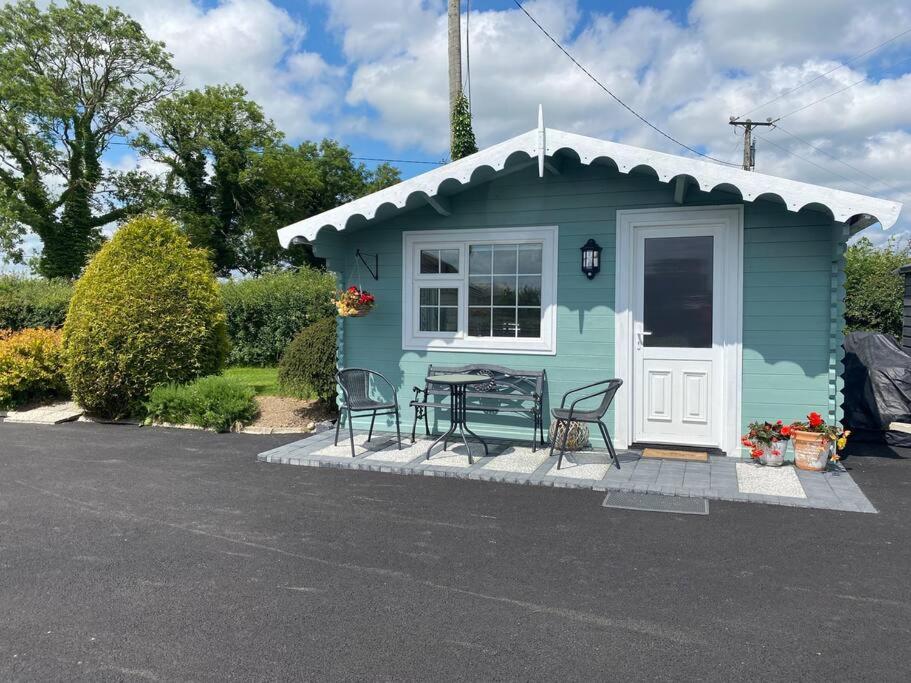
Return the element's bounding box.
[789,412,849,472]
[741,420,790,466]
[333,286,375,317]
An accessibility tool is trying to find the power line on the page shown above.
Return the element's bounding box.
[104,140,445,166]
[777,52,911,121]
[511,0,740,167]
[756,134,868,190]
[737,26,911,119]
[772,124,886,188]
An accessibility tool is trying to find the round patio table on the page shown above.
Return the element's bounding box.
[424,373,490,464]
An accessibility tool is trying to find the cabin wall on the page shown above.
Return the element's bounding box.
[315,162,841,450]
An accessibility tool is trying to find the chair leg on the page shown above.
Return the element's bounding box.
[424,409,430,436]
[395,407,402,449]
[557,419,570,470]
[598,421,620,469]
[334,410,343,446]
[531,409,537,452]
[347,408,356,458]
[411,408,419,444]
[539,407,546,446]
[367,410,376,441]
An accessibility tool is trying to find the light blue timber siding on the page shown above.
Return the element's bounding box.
[314,161,843,449]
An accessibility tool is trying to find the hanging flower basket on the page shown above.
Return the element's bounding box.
[334,286,375,318]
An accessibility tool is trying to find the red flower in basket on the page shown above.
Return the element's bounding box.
[779,425,791,437]
[334,286,376,317]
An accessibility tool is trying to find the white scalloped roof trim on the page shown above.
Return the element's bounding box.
[277,127,902,247]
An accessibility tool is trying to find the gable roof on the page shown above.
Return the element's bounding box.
[277,122,903,247]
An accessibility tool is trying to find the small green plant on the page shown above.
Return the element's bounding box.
[144,375,258,432]
[0,328,68,409]
[278,317,337,403]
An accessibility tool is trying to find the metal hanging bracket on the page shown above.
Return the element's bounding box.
[356,249,379,280]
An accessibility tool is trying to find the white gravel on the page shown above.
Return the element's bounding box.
[736,462,806,498]
[483,447,549,473]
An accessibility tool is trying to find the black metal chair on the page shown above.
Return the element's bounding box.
[334,368,402,458]
[549,379,623,470]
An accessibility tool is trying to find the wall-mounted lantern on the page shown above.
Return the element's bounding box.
[580,239,602,280]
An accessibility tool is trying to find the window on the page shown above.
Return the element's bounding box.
[403,227,558,354]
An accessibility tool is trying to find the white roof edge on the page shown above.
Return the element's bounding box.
[277,127,903,247]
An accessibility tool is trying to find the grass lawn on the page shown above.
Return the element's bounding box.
[223,366,280,396]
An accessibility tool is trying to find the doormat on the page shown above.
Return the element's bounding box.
[602,491,709,515]
[642,448,708,462]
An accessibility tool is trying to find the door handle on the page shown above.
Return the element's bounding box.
[636,330,652,349]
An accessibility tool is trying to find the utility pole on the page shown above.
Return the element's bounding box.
[728,117,777,171]
[448,0,462,155]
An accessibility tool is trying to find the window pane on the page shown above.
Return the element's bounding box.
[518,245,542,274]
[517,276,541,306]
[469,245,492,274]
[440,249,459,273]
[439,307,458,332]
[517,308,541,338]
[419,307,438,331]
[469,276,491,305]
[492,307,516,337]
[492,275,516,306]
[419,288,438,306]
[439,288,458,306]
[493,245,518,274]
[420,250,439,273]
[643,236,713,348]
[468,307,491,336]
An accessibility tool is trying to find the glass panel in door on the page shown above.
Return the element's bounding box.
[643,236,713,348]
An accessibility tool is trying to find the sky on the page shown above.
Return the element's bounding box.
[4,0,911,270]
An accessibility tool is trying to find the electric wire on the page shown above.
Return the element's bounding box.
[511,0,740,167]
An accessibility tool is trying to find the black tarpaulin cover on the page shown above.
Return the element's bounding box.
[843,332,911,434]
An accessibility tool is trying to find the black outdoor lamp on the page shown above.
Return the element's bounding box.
[580,239,602,279]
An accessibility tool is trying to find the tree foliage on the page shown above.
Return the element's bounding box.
[0,0,178,278]
[137,85,401,274]
[844,236,911,339]
[450,92,478,161]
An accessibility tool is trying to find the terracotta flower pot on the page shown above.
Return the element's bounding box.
[792,430,832,471]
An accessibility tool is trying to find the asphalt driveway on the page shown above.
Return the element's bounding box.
[0,422,909,681]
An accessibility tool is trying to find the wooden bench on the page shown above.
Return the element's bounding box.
[410,364,546,450]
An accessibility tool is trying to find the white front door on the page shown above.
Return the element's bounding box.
[632,226,723,447]
[615,206,743,455]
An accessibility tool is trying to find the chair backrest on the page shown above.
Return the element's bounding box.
[591,379,623,418]
[337,368,371,406]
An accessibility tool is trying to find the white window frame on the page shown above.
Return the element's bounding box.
[402,226,559,354]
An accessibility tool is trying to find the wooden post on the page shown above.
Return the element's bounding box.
[448,0,461,156]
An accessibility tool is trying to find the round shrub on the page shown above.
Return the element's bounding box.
[278,317,337,403]
[63,215,229,418]
[220,268,336,366]
[144,375,257,432]
[0,328,68,408]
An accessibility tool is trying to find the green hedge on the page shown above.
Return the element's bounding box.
[221,268,336,366]
[278,317,337,403]
[0,276,73,330]
[144,375,258,432]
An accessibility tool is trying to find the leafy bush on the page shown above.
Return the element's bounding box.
[845,236,911,339]
[63,215,230,418]
[278,317,337,403]
[144,375,258,432]
[0,276,73,330]
[221,268,336,366]
[0,328,68,409]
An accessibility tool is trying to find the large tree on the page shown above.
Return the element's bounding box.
[138,84,401,275]
[0,0,178,278]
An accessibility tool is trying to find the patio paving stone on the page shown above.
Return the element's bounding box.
[258,430,878,513]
